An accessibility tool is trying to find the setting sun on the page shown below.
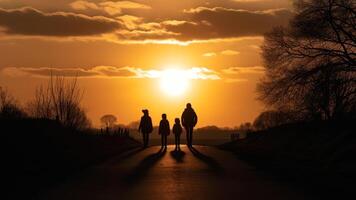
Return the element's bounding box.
[159,69,190,96]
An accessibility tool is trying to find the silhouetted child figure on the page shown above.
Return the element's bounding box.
[173,118,182,150]
[159,114,170,148]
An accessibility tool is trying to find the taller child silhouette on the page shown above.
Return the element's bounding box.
[159,113,170,148]
[181,103,198,147]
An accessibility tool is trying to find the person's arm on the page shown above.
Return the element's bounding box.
[194,111,198,126]
[148,117,153,132]
[181,112,185,127]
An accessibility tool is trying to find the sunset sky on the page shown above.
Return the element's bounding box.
[0,0,293,127]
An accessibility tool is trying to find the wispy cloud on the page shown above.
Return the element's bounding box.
[221,50,240,56]
[225,78,248,83]
[70,1,151,16]
[203,49,240,57]
[2,65,266,83]
[70,1,99,11]
[222,66,265,74]
[2,66,221,80]
[203,52,217,57]
[0,2,292,43]
[0,7,121,36]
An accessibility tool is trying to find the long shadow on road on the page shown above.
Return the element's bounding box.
[189,146,224,174]
[106,147,146,164]
[123,147,167,185]
[170,149,186,163]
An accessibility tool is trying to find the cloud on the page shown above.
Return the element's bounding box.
[222,66,265,74]
[2,66,221,80]
[0,7,121,36]
[70,1,151,16]
[69,0,99,10]
[203,49,240,57]
[203,52,217,57]
[116,15,143,29]
[225,78,248,83]
[163,7,293,41]
[249,44,261,50]
[221,66,265,83]
[221,50,240,56]
[0,3,292,43]
[232,0,262,2]
[2,65,267,83]
[114,6,293,42]
[2,66,136,78]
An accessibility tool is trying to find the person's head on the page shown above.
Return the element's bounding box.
[175,118,180,124]
[186,103,192,109]
[142,109,149,115]
[162,113,167,119]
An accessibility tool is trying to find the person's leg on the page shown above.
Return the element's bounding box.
[161,135,163,147]
[177,134,180,149]
[145,133,148,147]
[186,128,189,147]
[174,135,177,150]
[142,133,146,147]
[164,135,167,147]
[165,135,167,147]
[146,133,149,147]
[190,127,194,147]
[185,127,189,146]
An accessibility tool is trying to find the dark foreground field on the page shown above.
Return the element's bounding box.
[219,121,356,198]
[1,119,140,200]
[3,118,356,200]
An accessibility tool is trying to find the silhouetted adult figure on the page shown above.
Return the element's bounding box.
[173,118,183,150]
[138,109,153,148]
[159,113,170,148]
[181,103,198,147]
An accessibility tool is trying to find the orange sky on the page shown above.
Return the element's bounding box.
[0,0,293,127]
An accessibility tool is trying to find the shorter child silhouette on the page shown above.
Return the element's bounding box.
[159,114,170,148]
[173,118,182,150]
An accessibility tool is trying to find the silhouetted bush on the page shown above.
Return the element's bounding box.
[253,110,303,130]
[0,86,26,119]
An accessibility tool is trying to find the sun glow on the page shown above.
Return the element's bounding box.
[159,69,190,97]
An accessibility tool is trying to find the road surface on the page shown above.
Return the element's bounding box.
[39,145,312,200]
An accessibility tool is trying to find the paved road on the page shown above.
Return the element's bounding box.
[39,145,312,200]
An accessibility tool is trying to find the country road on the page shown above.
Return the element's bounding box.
[38,145,312,200]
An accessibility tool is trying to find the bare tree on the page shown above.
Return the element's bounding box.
[27,75,91,130]
[100,114,117,129]
[27,85,53,119]
[0,86,25,119]
[258,0,356,120]
[0,86,13,109]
